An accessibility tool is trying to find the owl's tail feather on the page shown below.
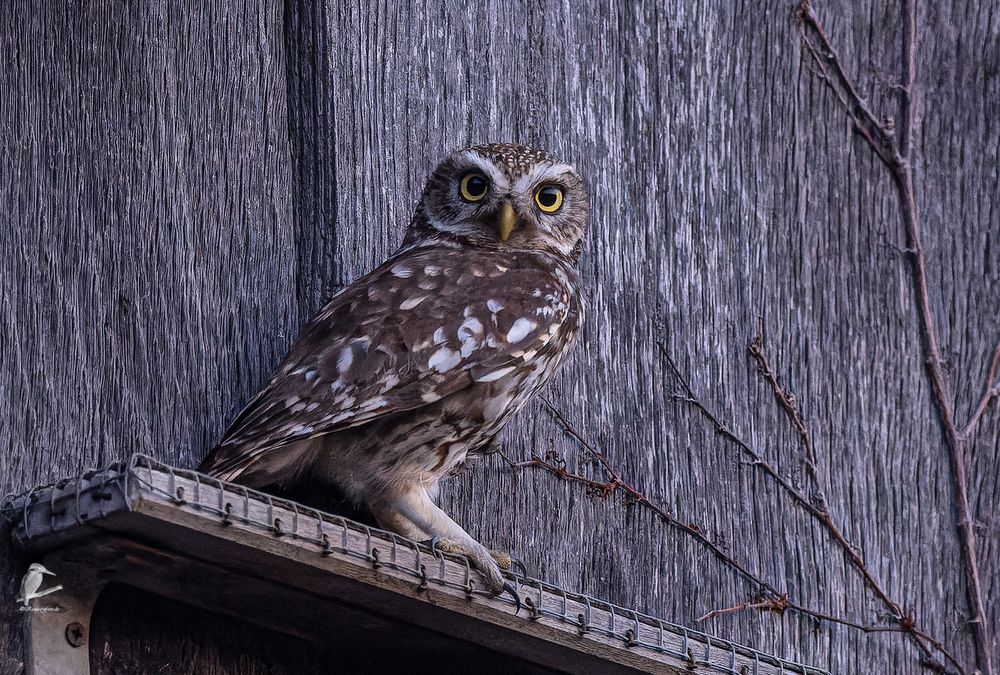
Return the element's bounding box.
[198,439,316,488]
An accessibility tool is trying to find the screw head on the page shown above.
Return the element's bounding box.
[65,622,85,648]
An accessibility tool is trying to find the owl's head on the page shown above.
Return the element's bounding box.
[405,143,589,262]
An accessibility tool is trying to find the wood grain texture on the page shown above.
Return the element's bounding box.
[2,1,998,673]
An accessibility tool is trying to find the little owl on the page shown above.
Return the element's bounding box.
[200,143,588,601]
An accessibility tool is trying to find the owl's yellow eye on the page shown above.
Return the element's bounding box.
[459,173,490,202]
[534,185,564,213]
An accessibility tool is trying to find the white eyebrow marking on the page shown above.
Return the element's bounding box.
[459,151,511,190]
[512,163,577,196]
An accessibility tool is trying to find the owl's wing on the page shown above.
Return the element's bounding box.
[199,246,579,480]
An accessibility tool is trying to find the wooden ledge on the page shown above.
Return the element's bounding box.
[3,455,828,675]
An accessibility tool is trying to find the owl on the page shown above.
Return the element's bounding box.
[199,143,588,600]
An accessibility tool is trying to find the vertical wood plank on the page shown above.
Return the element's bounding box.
[0,0,300,671]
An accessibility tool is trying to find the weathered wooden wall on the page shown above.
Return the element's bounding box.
[2,1,998,673]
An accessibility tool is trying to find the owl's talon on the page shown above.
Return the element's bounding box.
[489,549,513,571]
[488,550,528,579]
[510,557,528,580]
[502,581,522,614]
[419,537,514,601]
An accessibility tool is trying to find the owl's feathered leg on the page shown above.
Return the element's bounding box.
[366,486,512,597]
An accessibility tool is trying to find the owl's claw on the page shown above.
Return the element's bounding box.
[502,580,522,615]
[509,557,528,580]
[421,537,521,613]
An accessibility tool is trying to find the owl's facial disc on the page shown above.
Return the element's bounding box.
[411,144,589,262]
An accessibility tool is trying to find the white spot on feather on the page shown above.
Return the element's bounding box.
[475,366,516,383]
[400,295,427,310]
[506,318,537,344]
[458,317,484,357]
[391,265,413,278]
[359,397,388,412]
[337,347,354,372]
[428,347,461,373]
[421,390,442,403]
[487,299,504,313]
[380,372,400,392]
[458,316,484,338]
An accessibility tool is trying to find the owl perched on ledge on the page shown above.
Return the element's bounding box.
[200,143,588,598]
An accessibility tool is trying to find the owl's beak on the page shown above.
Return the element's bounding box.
[497,201,518,242]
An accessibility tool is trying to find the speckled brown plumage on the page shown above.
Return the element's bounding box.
[200,143,588,593]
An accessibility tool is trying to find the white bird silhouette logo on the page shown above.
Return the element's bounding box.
[18,563,62,607]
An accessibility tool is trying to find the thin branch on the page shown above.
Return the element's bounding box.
[961,337,1000,441]
[696,596,790,623]
[662,342,961,674]
[657,342,829,522]
[747,336,827,504]
[798,2,992,673]
[501,393,965,675]
[698,595,961,675]
[797,2,902,172]
[496,440,780,599]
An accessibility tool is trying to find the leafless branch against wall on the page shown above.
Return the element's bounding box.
[961,338,1000,442]
[743,339,960,674]
[797,2,996,673]
[500,388,966,675]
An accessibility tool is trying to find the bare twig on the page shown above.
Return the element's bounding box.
[695,594,957,674]
[961,337,1000,441]
[696,596,789,623]
[662,343,962,675]
[798,2,993,672]
[747,337,827,504]
[496,433,779,599]
[501,393,965,675]
[749,340,959,670]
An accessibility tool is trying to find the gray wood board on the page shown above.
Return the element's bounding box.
[11,460,813,674]
[2,1,998,673]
